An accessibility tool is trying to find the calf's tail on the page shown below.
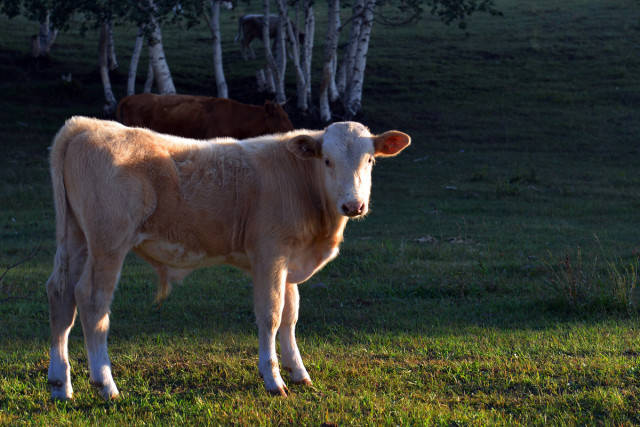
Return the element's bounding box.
[48,117,87,295]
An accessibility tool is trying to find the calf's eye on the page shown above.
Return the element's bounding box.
[325,159,332,167]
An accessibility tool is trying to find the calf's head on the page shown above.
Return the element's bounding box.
[286,121,411,218]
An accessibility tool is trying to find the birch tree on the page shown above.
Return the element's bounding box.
[144,59,155,93]
[301,1,315,105]
[98,21,117,114]
[146,0,176,94]
[3,1,61,58]
[106,21,118,70]
[336,0,363,97]
[343,0,375,118]
[33,10,57,57]
[326,0,502,119]
[275,0,302,107]
[3,0,501,116]
[205,0,228,98]
[319,0,340,121]
[127,27,145,95]
[262,0,286,103]
[275,0,314,111]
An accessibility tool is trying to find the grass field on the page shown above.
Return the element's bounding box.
[1,0,640,424]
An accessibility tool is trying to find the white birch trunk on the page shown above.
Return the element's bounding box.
[207,0,228,98]
[47,30,58,53]
[34,11,57,57]
[275,14,287,98]
[319,0,340,121]
[276,0,307,110]
[37,13,49,52]
[98,23,117,115]
[256,69,267,92]
[302,2,315,102]
[147,1,176,94]
[144,58,154,93]
[336,57,345,95]
[256,68,276,93]
[266,66,276,93]
[127,27,145,96]
[107,21,118,70]
[263,0,286,104]
[329,46,339,101]
[344,0,375,118]
[337,0,363,96]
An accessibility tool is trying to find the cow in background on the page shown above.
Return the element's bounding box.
[235,14,305,60]
[116,93,294,139]
[46,117,410,400]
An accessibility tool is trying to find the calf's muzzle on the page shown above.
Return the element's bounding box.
[341,201,366,217]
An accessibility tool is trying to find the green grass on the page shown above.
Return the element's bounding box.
[1,0,640,424]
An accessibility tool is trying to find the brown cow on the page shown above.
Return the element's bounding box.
[116,93,294,139]
[46,117,410,400]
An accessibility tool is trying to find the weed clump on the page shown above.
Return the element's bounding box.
[545,246,640,315]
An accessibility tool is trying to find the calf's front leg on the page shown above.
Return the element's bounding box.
[279,282,312,385]
[252,256,288,396]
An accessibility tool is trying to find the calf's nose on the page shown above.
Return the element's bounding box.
[341,201,365,217]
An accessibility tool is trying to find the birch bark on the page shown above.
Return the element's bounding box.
[344,0,375,118]
[107,21,118,70]
[275,11,287,98]
[256,69,267,92]
[276,0,307,110]
[98,22,117,114]
[329,48,339,102]
[319,0,340,121]
[207,0,228,98]
[336,0,363,96]
[147,1,176,94]
[263,0,286,104]
[127,27,144,96]
[33,11,58,57]
[143,58,154,93]
[39,11,57,55]
[302,1,315,102]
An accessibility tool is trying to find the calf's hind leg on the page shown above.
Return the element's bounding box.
[74,248,128,400]
[47,222,87,400]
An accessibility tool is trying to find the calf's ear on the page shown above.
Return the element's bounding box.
[373,131,411,157]
[286,135,322,159]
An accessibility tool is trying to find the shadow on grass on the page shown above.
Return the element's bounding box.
[1,261,635,348]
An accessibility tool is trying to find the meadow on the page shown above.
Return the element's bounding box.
[1,0,640,424]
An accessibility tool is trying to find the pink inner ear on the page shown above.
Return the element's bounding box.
[383,135,408,154]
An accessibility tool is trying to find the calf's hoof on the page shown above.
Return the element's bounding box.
[293,377,313,386]
[91,380,119,401]
[283,367,312,386]
[48,380,73,401]
[266,383,289,397]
